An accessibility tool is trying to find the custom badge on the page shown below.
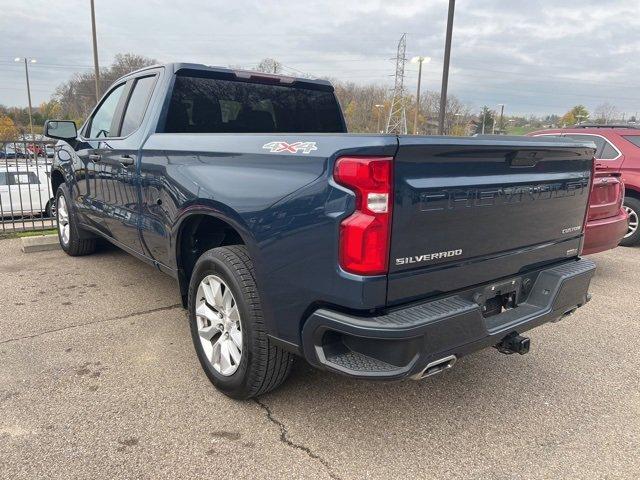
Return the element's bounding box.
[262,141,318,154]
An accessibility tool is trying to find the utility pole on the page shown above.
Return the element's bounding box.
[14,58,35,143]
[90,0,101,102]
[374,104,384,133]
[498,104,504,134]
[411,56,430,135]
[438,0,455,135]
[481,109,486,135]
[386,33,408,134]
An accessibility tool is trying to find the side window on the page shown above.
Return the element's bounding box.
[564,134,605,156]
[120,75,157,137]
[7,172,39,185]
[599,141,619,160]
[87,83,126,138]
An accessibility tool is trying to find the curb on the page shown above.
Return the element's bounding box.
[21,234,60,253]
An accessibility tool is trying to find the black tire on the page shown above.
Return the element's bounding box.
[620,196,640,247]
[44,198,55,218]
[188,245,293,399]
[56,185,96,256]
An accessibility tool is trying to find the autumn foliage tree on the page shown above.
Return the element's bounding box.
[0,115,19,141]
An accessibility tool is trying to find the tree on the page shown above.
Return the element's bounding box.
[0,115,19,141]
[561,105,589,126]
[256,58,282,74]
[53,53,157,124]
[475,106,495,134]
[594,102,617,124]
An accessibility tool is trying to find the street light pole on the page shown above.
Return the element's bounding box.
[438,0,456,135]
[90,0,101,102]
[411,56,431,135]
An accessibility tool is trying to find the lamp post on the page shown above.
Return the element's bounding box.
[498,103,504,134]
[410,56,431,135]
[374,104,384,133]
[14,57,36,151]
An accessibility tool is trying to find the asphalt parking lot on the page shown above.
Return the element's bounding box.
[0,238,638,479]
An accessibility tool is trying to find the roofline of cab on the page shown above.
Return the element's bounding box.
[118,61,334,90]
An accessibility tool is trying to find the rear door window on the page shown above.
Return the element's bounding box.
[163,74,344,133]
[120,75,157,137]
[599,141,619,159]
[564,134,606,157]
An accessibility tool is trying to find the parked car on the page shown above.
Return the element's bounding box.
[45,144,55,158]
[529,125,631,252]
[1,144,25,160]
[45,63,596,399]
[25,143,46,157]
[0,166,55,218]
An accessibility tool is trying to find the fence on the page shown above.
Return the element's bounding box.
[0,139,57,234]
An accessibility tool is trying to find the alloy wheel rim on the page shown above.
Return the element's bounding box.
[195,275,243,376]
[624,205,638,238]
[57,196,70,245]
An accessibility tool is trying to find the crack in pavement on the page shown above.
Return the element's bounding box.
[0,303,183,345]
[254,398,343,480]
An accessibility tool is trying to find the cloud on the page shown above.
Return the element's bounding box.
[1,0,639,116]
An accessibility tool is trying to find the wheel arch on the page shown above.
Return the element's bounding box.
[624,184,640,200]
[50,168,65,196]
[174,211,253,307]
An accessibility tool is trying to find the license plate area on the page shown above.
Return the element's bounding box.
[476,278,522,318]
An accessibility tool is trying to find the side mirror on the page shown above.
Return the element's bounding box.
[44,120,77,141]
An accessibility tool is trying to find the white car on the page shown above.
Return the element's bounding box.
[0,166,55,218]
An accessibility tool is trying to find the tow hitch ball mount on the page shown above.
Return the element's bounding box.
[495,332,530,355]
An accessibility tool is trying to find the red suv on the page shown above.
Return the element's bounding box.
[530,125,633,253]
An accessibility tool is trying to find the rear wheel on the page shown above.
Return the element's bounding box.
[188,245,293,399]
[56,186,96,256]
[620,196,640,247]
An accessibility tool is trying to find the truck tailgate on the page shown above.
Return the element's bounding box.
[388,136,594,304]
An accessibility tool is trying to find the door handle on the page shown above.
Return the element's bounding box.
[88,154,102,162]
[119,154,135,166]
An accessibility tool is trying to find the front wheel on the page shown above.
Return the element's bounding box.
[620,197,640,247]
[188,245,293,399]
[56,186,96,256]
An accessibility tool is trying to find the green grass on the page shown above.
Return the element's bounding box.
[0,229,57,239]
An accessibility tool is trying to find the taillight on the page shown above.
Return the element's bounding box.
[334,156,393,275]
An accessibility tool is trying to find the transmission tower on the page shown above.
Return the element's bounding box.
[386,33,408,134]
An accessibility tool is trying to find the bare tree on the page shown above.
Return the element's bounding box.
[594,102,618,124]
[53,53,157,124]
[256,58,283,74]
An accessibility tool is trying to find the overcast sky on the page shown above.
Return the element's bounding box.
[1,0,639,116]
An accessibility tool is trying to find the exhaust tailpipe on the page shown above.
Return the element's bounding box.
[411,355,457,380]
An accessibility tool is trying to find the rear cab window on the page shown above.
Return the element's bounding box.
[162,72,345,133]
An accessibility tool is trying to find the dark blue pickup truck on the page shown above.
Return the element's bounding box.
[45,63,596,399]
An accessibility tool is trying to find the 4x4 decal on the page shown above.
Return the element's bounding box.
[262,141,318,154]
